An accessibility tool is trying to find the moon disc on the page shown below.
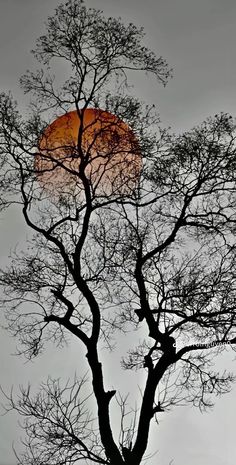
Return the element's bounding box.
[35,108,142,197]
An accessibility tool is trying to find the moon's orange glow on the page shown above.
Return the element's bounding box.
[35,108,141,197]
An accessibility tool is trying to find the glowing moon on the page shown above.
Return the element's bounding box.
[35,108,141,197]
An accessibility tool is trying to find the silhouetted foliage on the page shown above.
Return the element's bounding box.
[1,1,236,464]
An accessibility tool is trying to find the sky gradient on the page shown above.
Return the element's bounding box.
[1,1,236,464]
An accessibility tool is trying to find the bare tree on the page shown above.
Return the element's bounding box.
[1,1,236,464]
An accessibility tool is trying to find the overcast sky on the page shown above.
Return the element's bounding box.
[1,0,236,464]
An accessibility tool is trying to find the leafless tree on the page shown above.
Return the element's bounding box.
[1,1,236,464]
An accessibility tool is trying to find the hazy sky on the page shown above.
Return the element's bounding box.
[1,0,236,464]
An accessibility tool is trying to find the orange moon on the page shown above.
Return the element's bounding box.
[35,108,141,197]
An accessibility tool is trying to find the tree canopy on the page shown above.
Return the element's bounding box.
[1,1,236,464]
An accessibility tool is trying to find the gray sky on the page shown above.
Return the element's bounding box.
[1,0,236,464]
